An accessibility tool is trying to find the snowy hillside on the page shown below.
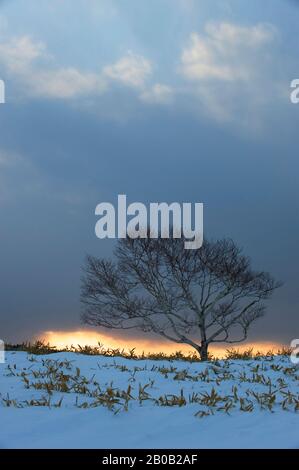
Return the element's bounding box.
[0,351,298,449]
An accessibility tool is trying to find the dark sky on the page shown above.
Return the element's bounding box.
[0,0,298,346]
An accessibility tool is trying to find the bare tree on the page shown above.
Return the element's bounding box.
[81,237,281,360]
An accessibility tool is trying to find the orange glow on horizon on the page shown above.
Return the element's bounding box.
[36,330,285,358]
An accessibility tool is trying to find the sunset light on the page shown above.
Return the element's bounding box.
[37,330,285,358]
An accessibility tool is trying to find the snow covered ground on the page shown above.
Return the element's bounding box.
[0,351,298,449]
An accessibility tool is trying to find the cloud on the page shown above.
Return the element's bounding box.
[0,35,108,99]
[28,67,106,99]
[103,51,152,88]
[180,22,277,128]
[0,35,45,73]
[0,36,153,100]
[0,22,282,129]
[139,83,173,104]
[181,22,275,82]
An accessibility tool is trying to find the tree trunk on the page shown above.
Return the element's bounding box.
[200,342,209,361]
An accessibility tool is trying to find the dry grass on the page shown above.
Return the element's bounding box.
[1,350,298,419]
[5,340,292,362]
